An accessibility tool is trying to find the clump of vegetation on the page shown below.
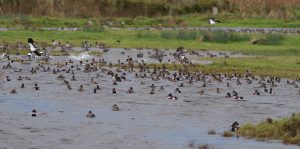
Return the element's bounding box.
[201,31,250,43]
[208,129,216,135]
[239,113,300,146]
[222,131,234,137]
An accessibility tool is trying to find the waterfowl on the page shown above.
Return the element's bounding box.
[79,85,84,91]
[269,88,273,94]
[175,88,182,93]
[86,110,95,118]
[150,88,155,94]
[127,87,134,94]
[28,38,42,56]
[31,109,37,117]
[197,90,204,95]
[230,121,240,132]
[6,76,10,81]
[208,18,220,25]
[10,89,17,94]
[167,93,177,100]
[253,90,260,95]
[160,86,165,90]
[34,83,39,90]
[67,84,72,90]
[71,75,76,81]
[112,104,119,111]
[226,92,231,98]
[112,88,116,94]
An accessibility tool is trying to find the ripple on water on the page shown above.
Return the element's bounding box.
[69,52,92,61]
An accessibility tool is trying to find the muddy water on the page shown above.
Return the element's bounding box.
[0,49,299,149]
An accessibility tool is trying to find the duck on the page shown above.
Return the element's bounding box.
[112,104,119,111]
[253,90,260,95]
[31,109,38,117]
[10,89,17,94]
[127,87,134,94]
[167,93,178,100]
[175,88,182,93]
[112,88,116,94]
[79,85,84,91]
[34,83,39,90]
[230,121,240,132]
[86,110,96,118]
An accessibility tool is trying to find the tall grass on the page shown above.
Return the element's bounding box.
[256,33,285,45]
[136,31,158,39]
[161,30,198,40]
[201,31,250,43]
[240,113,300,146]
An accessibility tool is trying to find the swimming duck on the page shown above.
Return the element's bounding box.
[86,110,95,118]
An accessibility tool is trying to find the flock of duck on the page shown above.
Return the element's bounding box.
[1,38,299,134]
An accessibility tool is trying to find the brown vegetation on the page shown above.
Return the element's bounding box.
[208,129,216,135]
[222,131,234,137]
[0,0,299,18]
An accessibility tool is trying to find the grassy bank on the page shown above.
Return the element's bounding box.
[239,113,300,146]
[200,56,300,79]
[1,15,300,28]
[1,30,300,56]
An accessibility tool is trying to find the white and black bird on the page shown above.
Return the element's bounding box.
[28,38,42,56]
[208,18,220,25]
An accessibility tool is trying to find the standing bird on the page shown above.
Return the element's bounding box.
[28,38,42,56]
[208,18,220,25]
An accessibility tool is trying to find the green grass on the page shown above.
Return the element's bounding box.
[1,30,300,56]
[201,31,251,43]
[1,15,300,28]
[240,113,300,146]
[202,56,300,79]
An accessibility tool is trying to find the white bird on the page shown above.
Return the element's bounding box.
[208,18,220,25]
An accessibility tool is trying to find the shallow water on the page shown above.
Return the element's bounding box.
[0,49,299,149]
